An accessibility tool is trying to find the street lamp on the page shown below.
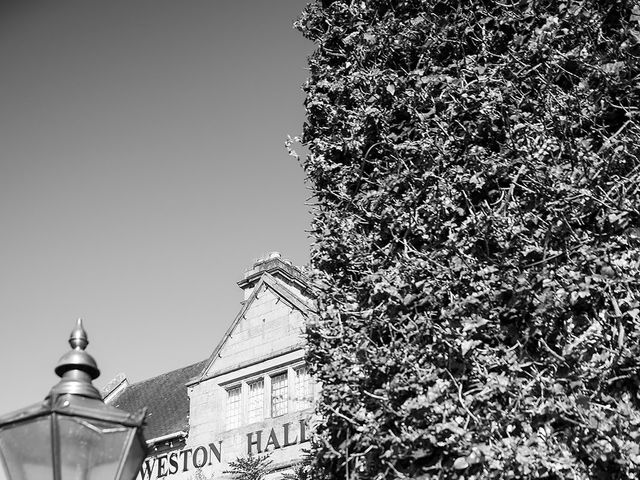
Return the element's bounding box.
[0,320,147,480]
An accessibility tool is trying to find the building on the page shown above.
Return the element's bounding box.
[103,253,317,480]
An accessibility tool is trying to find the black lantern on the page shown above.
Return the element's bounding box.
[0,320,147,480]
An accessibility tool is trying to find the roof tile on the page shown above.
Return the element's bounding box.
[107,360,207,441]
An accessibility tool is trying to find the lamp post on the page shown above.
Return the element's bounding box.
[0,320,147,480]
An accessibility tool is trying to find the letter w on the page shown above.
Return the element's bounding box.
[140,458,156,480]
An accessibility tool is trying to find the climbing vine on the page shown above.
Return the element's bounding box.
[294,0,640,478]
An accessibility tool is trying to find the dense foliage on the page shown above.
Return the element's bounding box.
[282,452,314,480]
[294,0,640,478]
[283,462,313,480]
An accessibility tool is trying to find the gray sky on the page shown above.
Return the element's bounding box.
[0,0,312,415]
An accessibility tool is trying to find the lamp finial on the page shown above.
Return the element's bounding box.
[51,320,101,398]
[69,318,89,350]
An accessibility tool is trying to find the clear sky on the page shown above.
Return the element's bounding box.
[0,0,312,415]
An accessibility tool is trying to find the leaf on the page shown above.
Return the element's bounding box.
[403,293,417,306]
[576,395,590,408]
[363,32,376,43]
[461,339,481,356]
[601,61,624,75]
[467,449,484,465]
[386,84,395,95]
[453,457,469,470]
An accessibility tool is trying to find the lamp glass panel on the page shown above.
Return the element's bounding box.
[0,416,53,480]
[56,417,129,480]
[115,434,145,480]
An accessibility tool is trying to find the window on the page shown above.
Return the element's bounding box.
[294,365,312,410]
[223,364,314,430]
[247,379,264,423]
[226,386,241,429]
[271,372,288,417]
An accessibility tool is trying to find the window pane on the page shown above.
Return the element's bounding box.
[247,380,264,423]
[226,387,241,429]
[271,372,288,417]
[57,417,129,480]
[0,416,53,480]
[294,366,313,410]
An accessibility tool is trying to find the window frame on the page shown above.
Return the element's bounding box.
[221,362,314,431]
[225,384,242,430]
[246,378,265,424]
[270,370,289,417]
[293,364,313,411]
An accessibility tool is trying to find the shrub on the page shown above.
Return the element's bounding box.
[295,0,640,478]
[223,454,273,480]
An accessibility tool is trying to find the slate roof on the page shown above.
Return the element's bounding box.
[107,360,207,442]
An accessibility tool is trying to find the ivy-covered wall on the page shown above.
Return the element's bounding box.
[294,0,640,478]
